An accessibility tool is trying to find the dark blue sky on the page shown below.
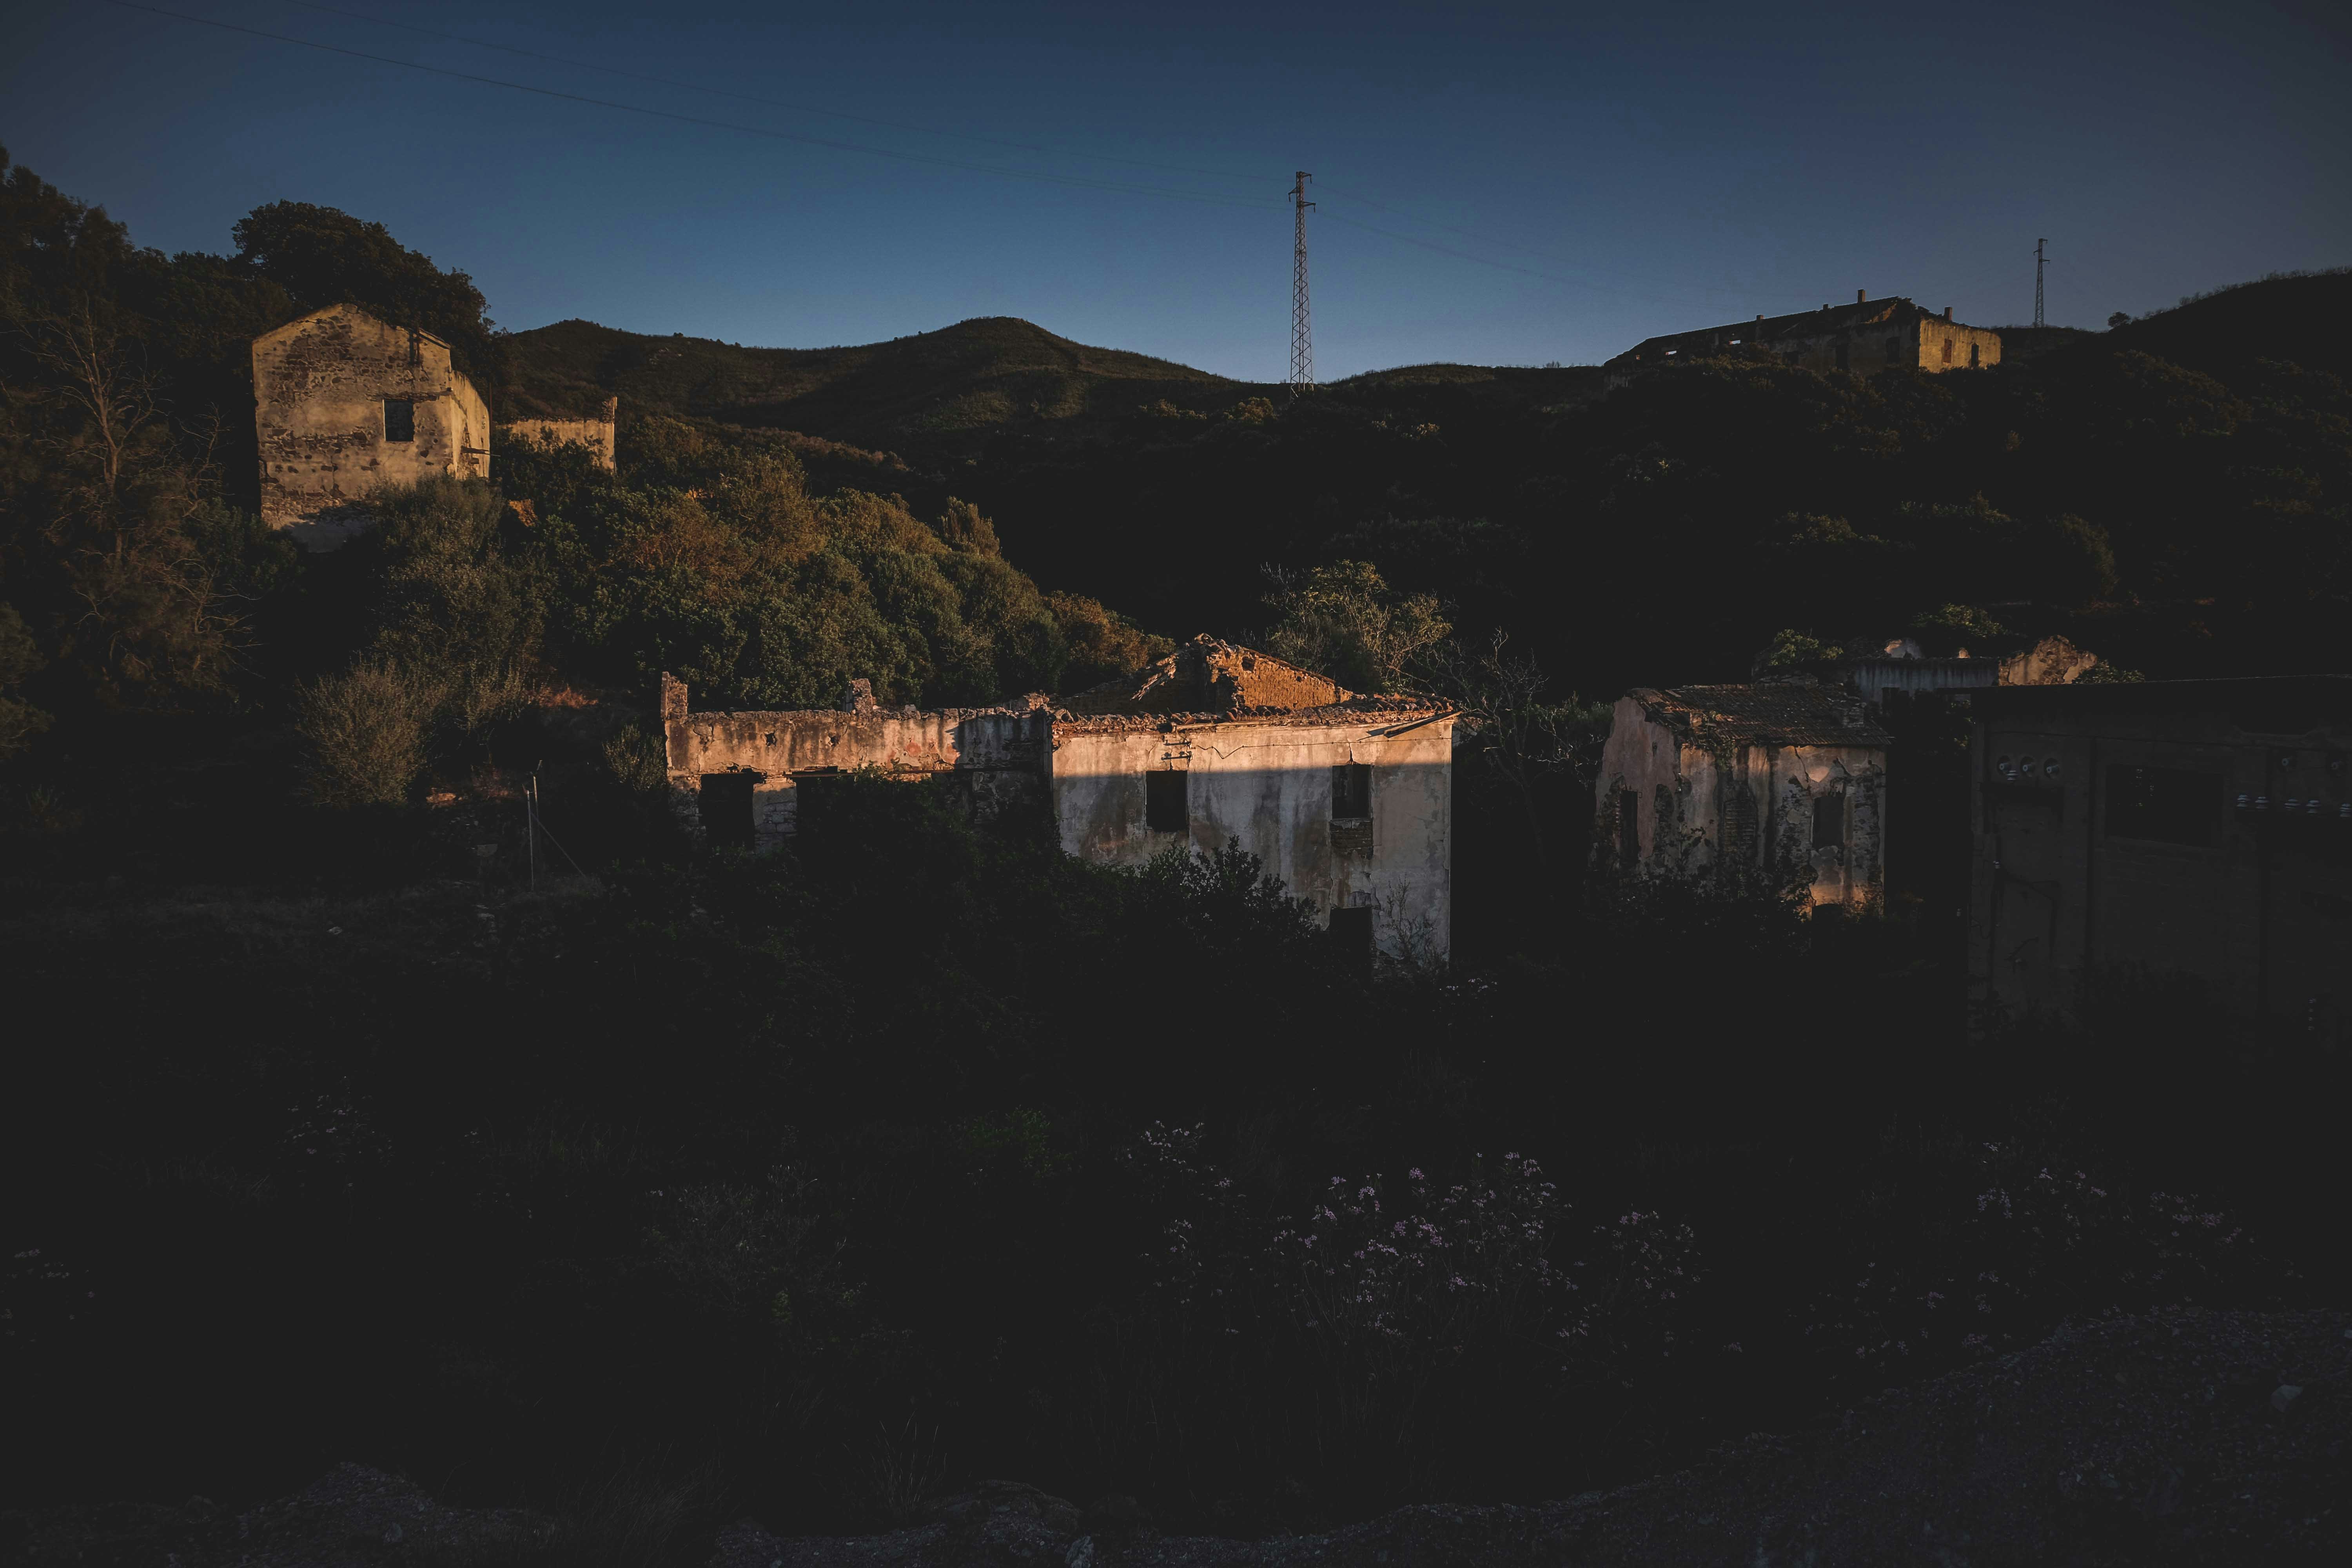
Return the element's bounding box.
[7,0,2347,380]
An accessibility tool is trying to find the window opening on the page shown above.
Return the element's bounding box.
[1835,339,1851,372]
[1811,792,1846,849]
[1969,343,1981,368]
[698,773,757,850]
[383,398,415,442]
[1331,762,1371,820]
[1940,338,1953,365]
[1884,337,1902,363]
[1145,770,1189,833]
[2105,765,2219,846]
[1725,784,1759,860]
[1616,789,1641,866]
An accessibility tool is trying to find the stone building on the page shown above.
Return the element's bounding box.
[662,635,1455,955]
[1969,676,2352,1040]
[1597,680,1891,911]
[251,304,490,546]
[1608,292,2002,377]
[503,397,619,472]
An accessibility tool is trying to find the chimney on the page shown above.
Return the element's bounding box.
[1857,289,1867,304]
[1943,306,1954,321]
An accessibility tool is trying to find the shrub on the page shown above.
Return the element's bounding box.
[296,660,442,807]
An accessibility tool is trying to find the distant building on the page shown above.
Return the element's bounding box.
[1608,292,2002,377]
[1969,676,2352,1040]
[251,303,490,546]
[503,397,619,473]
[661,635,1455,956]
[1597,680,1891,911]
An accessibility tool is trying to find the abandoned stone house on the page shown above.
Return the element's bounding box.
[1970,676,2352,1042]
[1607,292,2003,377]
[1597,681,1891,911]
[662,635,1456,955]
[251,303,490,545]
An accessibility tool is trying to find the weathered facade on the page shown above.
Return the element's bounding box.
[1608,292,2002,377]
[1969,677,2352,1040]
[503,397,619,472]
[251,304,490,545]
[1598,681,1891,910]
[662,636,1456,955]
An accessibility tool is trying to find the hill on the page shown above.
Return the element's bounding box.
[505,314,1252,458]
[2102,266,2352,381]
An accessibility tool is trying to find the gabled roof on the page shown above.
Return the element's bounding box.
[1628,680,1890,748]
[1059,633,1440,720]
[253,302,451,350]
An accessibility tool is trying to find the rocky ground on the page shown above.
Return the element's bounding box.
[8,1308,2346,1567]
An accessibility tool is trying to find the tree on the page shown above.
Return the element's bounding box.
[1261,560,1450,693]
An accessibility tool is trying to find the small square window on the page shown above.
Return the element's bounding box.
[1145,770,1188,833]
[1331,762,1371,820]
[383,398,415,442]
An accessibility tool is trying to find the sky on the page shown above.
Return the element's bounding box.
[4,0,2348,381]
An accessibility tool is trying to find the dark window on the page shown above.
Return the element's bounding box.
[1331,762,1372,819]
[1835,339,1851,372]
[1884,336,1902,363]
[1616,788,1641,866]
[1940,338,1953,365]
[383,398,415,442]
[2106,765,2220,846]
[1330,905,1374,968]
[699,773,756,850]
[1969,343,1981,368]
[1724,784,1759,860]
[1145,769,1189,833]
[1811,792,1846,849]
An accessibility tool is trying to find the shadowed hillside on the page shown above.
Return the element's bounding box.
[505,315,1251,458]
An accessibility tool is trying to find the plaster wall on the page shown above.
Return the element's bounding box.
[1599,698,1886,907]
[1051,716,1455,955]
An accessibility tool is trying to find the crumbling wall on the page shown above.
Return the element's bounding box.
[252,304,488,543]
[1051,712,1454,955]
[503,397,619,472]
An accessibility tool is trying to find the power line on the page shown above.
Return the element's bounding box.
[102,1,1277,210]
[275,0,1271,187]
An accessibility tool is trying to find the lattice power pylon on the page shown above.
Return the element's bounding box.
[2034,237,2047,330]
[1289,171,1315,392]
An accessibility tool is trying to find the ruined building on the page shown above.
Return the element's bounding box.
[1597,681,1891,911]
[1608,292,2002,377]
[662,636,1455,955]
[1970,676,2352,1041]
[503,397,619,473]
[251,304,489,546]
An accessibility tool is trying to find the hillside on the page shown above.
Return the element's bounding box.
[505,314,1252,458]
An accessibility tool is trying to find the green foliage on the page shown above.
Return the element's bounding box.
[1757,628,1838,668]
[294,659,442,807]
[1910,603,2008,644]
[1262,560,1450,692]
[0,603,51,757]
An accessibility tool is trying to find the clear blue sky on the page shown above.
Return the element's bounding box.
[6,0,2347,381]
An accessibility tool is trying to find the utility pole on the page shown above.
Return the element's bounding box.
[1289,171,1315,393]
[2034,238,2047,330]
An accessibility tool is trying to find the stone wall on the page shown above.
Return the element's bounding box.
[503,397,619,472]
[252,304,489,544]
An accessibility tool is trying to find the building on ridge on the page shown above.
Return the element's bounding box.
[1607,292,2002,378]
[660,635,1456,957]
[251,303,490,548]
[502,397,620,473]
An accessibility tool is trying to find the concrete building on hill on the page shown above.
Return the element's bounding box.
[1608,292,2002,377]
[661,635,1456,957]
[251,303,490,547]
[1597,680,1891,912]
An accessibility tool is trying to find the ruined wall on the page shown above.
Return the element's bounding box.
[661,673,1049,850]
[1969,679,2352,1036]
[1051,713,1455,956]
[1599,697,1886,908]
[252,304,489,543]
[1770,318,2001,376]
[503,397,619,472]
